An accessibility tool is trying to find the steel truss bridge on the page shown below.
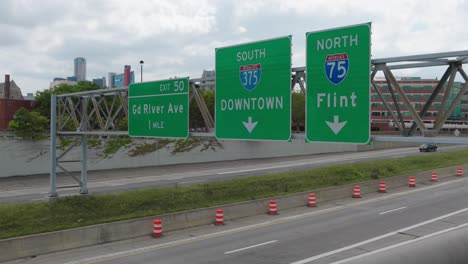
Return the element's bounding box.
[49,50,468,196]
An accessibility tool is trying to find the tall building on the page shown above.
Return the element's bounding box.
[200,70,215,89]
[74,57,86,81]
[92,77,106,88]
[124,65,131,86]
[109,66,135,88]
[108,72,116,88]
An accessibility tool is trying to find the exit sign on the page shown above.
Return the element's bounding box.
[128,78,189,138]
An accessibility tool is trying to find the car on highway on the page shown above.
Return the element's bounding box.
[419,143,437,152]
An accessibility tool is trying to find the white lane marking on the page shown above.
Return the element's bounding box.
[217,150,416,175]
[105,182,127,187]
[224,240,278,254]
[217,167,274,174]
[0,187,56,198]
[65,204,362,264]
[179,180,206,185]
[64,179,467,264]
[290,207,468,264]
[0,148,417,197]
[331,222,468,264]
[379,207,407,215]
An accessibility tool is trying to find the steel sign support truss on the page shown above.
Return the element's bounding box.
[384,67,428,134]
[384,67,408,135]
[49,50,468,197]
[190,82,214,130]
[408,67,452,135]
[290,51,468,137]
[54,51,468,138]
[371,66,406,134]
[370,51,468,136]
[50,81,217,197]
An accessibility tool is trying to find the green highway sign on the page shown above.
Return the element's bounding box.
[215,36,291,140]
[128,78,189,138]
[306,23,371,144]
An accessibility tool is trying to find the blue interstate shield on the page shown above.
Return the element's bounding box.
[239,64,262,91]
[324,53,349,85]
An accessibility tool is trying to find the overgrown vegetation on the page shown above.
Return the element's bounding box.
[8,82,100,138]
[7,108,49,140]
[87,138,102,148]
[292,92,305,132]
[189,89,214,129]
[171,137,224,154]
[172,137,204,153]
[33,81,101,119]
[57,137,76,150]
[1,148,468,239]
[101,136,133,157]
[128,139,174,157]
[46,136,223,159]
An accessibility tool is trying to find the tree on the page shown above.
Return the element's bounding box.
[291,92,305,132]
[34,81,100,119]
[8,108,49,140]
[189,88,214,129]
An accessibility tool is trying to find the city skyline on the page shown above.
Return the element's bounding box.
[50,57,135,89]
[0,0,467,95]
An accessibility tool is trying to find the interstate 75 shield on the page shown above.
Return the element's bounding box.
[324,53,349,85]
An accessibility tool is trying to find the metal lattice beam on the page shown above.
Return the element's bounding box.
[49,50,468,198]
[408,66,452,135]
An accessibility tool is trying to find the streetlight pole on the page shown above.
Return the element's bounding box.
[139,60,144,82]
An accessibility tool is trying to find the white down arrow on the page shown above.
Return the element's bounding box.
[242,116,258,133]
[326,115,347,135]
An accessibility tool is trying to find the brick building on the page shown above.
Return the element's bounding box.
[0,75,34,130]
[371,77,465,132]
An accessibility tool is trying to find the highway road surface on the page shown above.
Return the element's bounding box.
[0,145,465,203]
[6,172,468,263]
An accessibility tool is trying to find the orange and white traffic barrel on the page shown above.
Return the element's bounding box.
[215,209,224,225]
[153,219,163,237]
[431,172,438,182]
[457,167,463,177]
[269,200,278,215]
[379,181,387,193]
[308,193,316,207]
[409,176,416,187]
[353,185,361,198]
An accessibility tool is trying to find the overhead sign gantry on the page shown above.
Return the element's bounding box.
[49,22,468,199]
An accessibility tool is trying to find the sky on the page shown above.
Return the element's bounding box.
[0,0,467,95]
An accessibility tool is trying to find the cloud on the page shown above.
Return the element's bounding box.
[0,0,466,95]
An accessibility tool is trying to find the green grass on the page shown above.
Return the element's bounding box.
[1,148,468,239]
